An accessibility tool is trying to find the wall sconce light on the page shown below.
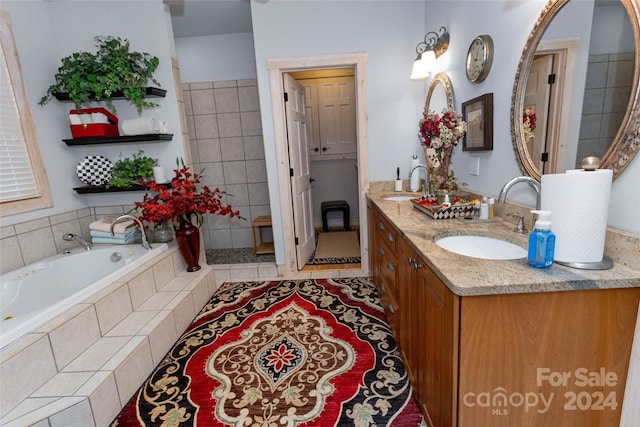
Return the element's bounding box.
[410,26,449,80]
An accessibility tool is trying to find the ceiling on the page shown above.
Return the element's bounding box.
[169,0,253,38]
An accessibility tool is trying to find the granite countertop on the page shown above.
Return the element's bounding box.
[368,192,640,296]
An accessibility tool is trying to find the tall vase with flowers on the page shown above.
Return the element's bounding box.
[418,108,467,200]
[523,107,537,142]
[134,159,242,272]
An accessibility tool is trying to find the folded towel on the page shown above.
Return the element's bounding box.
[90,229,139,239]
[92,232,141,245]
[89,218,135,234]
[120,118,168,136]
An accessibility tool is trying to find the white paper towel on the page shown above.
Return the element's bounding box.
[541,169,612,263]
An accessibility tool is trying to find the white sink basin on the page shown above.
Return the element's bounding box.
[435,235,527,260]
[383,195,415,201]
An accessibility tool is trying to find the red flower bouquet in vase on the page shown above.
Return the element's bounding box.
[135,160,242,272]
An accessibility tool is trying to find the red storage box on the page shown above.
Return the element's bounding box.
[69,108,119,138]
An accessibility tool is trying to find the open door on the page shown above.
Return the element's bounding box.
[525,54,553,173]
[284,73,315,269]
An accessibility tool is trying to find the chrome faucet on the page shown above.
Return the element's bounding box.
[498,176,541,210]
[62,233,92,251]
[110,214,152,250]
[409,164,427,178]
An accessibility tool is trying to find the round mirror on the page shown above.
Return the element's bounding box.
[511,0,640,181]
[425,72,454,114]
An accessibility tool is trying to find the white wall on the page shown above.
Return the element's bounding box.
[0,0,187,226]
[174,33,256,82]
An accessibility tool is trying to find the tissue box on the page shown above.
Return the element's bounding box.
[69,108,119,138]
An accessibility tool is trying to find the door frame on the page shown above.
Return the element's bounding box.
[267,53,369,277]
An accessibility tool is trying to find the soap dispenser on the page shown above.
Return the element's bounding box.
[527,210,555,268]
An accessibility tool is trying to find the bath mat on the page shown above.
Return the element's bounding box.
[308,230,361,265]
[111,278,422,426]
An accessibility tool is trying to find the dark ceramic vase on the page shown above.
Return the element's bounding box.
[175,220,201,272]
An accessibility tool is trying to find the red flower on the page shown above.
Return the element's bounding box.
[134,161,242,228]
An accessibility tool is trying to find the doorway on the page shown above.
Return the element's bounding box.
[267,53,370,277]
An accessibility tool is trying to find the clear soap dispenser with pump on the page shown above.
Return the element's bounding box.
[527,210,555,268]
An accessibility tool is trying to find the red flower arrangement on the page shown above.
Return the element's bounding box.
[523,107,537,140]
[418,108,467,149]
[134,160,242,229]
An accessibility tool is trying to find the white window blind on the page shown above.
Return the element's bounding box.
[0,40,39,202]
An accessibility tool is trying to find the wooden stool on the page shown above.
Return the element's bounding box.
[321,200,350,232]
[251,216,274,255]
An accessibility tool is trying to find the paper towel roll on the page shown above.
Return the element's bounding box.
[541,169,612,263]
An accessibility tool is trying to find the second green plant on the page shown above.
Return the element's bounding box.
[108,150,158,188]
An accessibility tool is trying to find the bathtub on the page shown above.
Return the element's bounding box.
[0,243,168,348]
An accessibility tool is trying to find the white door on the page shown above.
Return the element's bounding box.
[524,54,553,173]
[317,77,356,155]
[284,74,316,269]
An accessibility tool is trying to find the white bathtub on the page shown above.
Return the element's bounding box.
[0,243,168,348]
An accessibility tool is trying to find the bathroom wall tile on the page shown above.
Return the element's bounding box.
[32,372,93,398]
[93,206,126,217]
[600,112,626,138]
[225,183,250,206]
[105,311,157,337]
[110,337,153,407]
[220,137,245,161]
[200,161,225,186]
[217,112,242,137]
[223,161,247,184]
[182,89,193,116]
[152,254,176,290]
[205,269,218,296]
[204,211,230,230]
[248,183,270,205]
[240,111,263,136]
[186,115,196,139]
[51,221,84,253]
[213,80,237,89]
[168,292,196,335]
[138,291,180,311]
[76,207,92,219]
[208,229,232,249]
[49,306,101,370]
[229,264,259,281]
[603,86,632,113]
[194,114,219,139]
[48,211,78,226]
[246,159,268,183]
[215,87,240,113]
[243,135,265,160]
[197,138,223,163]
[48,398,95,427]
[191,276,211,313]
[127,267,157,310]
[171,250,188,275]
[585,61,608,89]
[138,310,177,366]
[0,335,56,419]
[18,228,57,265]
[62,336,130,372]
[581,88,605,114]
[579,113,602,139]
[76,372,119,427]
[14,217,50,235]
[1,236,24,274]
[231,228,253,249]
[249,205,272,221]
[190,82,213,90]
[0,225,16,239]
[228,206,249,230]
[191,88,216,115]
[237,79,257,87]
[95,284,133,335]
[607,59,634,88]
[189,138,201,164]
[238,85,259,112]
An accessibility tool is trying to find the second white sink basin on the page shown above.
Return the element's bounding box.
[383,195,415,201]
[435,235,527,260]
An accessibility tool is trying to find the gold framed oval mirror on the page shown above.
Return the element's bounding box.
[425,72,454,114]
[511,0,640,181]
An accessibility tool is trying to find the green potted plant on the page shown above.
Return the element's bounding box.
[39,36,161,114]
[107,150,158,188]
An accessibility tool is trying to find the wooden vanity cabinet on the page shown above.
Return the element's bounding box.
[367,202,639,427]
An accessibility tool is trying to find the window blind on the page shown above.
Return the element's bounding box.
[0,40,39,203]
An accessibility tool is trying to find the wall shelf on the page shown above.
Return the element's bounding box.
[73,182,170,194]
[63,134,173,146]
[53,87,166,102]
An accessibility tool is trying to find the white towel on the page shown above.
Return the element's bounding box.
[90,228,139,239]
[120,118,168,135]
[89,218,135,234]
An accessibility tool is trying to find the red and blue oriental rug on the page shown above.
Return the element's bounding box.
[112,278,422,426]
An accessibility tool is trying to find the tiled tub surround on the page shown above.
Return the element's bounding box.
[182,79,272,251]
[0,244,216,427]
[367,189,640,295]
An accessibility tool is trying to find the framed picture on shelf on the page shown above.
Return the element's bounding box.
[462,93,493,151]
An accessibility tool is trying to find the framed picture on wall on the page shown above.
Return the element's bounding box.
[462,93,493,151]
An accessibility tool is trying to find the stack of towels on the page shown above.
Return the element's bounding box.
[89,218,141,245]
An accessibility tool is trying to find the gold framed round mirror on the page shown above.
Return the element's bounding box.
[510,0,640,181]
[425,72,454,114]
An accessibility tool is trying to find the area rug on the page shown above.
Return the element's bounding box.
[111,278,422,426]
[308,231,361,265]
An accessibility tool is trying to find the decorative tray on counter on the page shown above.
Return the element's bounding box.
[411,198,474,220]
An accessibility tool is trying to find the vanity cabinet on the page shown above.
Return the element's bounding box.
[367,201,639,427]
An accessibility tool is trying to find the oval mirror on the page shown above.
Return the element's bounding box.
[511,0,640,181]
[425,72,454,114]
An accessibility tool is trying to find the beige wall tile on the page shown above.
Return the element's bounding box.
[238,85,259,112]
[48,399,95,427]
[243,135,265,160]
[220,137,245,161]
[169,291,196,335]
[240,111,263,136]
[1,236,24,275]
[217,112,242,138]
[139,310,177,366]
[246,159,268,183]
[222,161,247,184]
[194,114,219,139]
[237,79,257,87]
[31,372,93,398]
[0,225,16,239]
[111,337,153,407]
[105,311,157,337]
[78,372,120,427]
[62,336,130,372]
[152,255,176,290]
[190,88,216,114]
[94,284,133,335]
[214,87,239,113]
[49,306,100,370]
[18,228,57,265]
[14,217,50,235]
[128,267,156,310]
[48,211,78,226]
[190,82,213,90]
[213,80,237,88]
[197,138,222,163]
